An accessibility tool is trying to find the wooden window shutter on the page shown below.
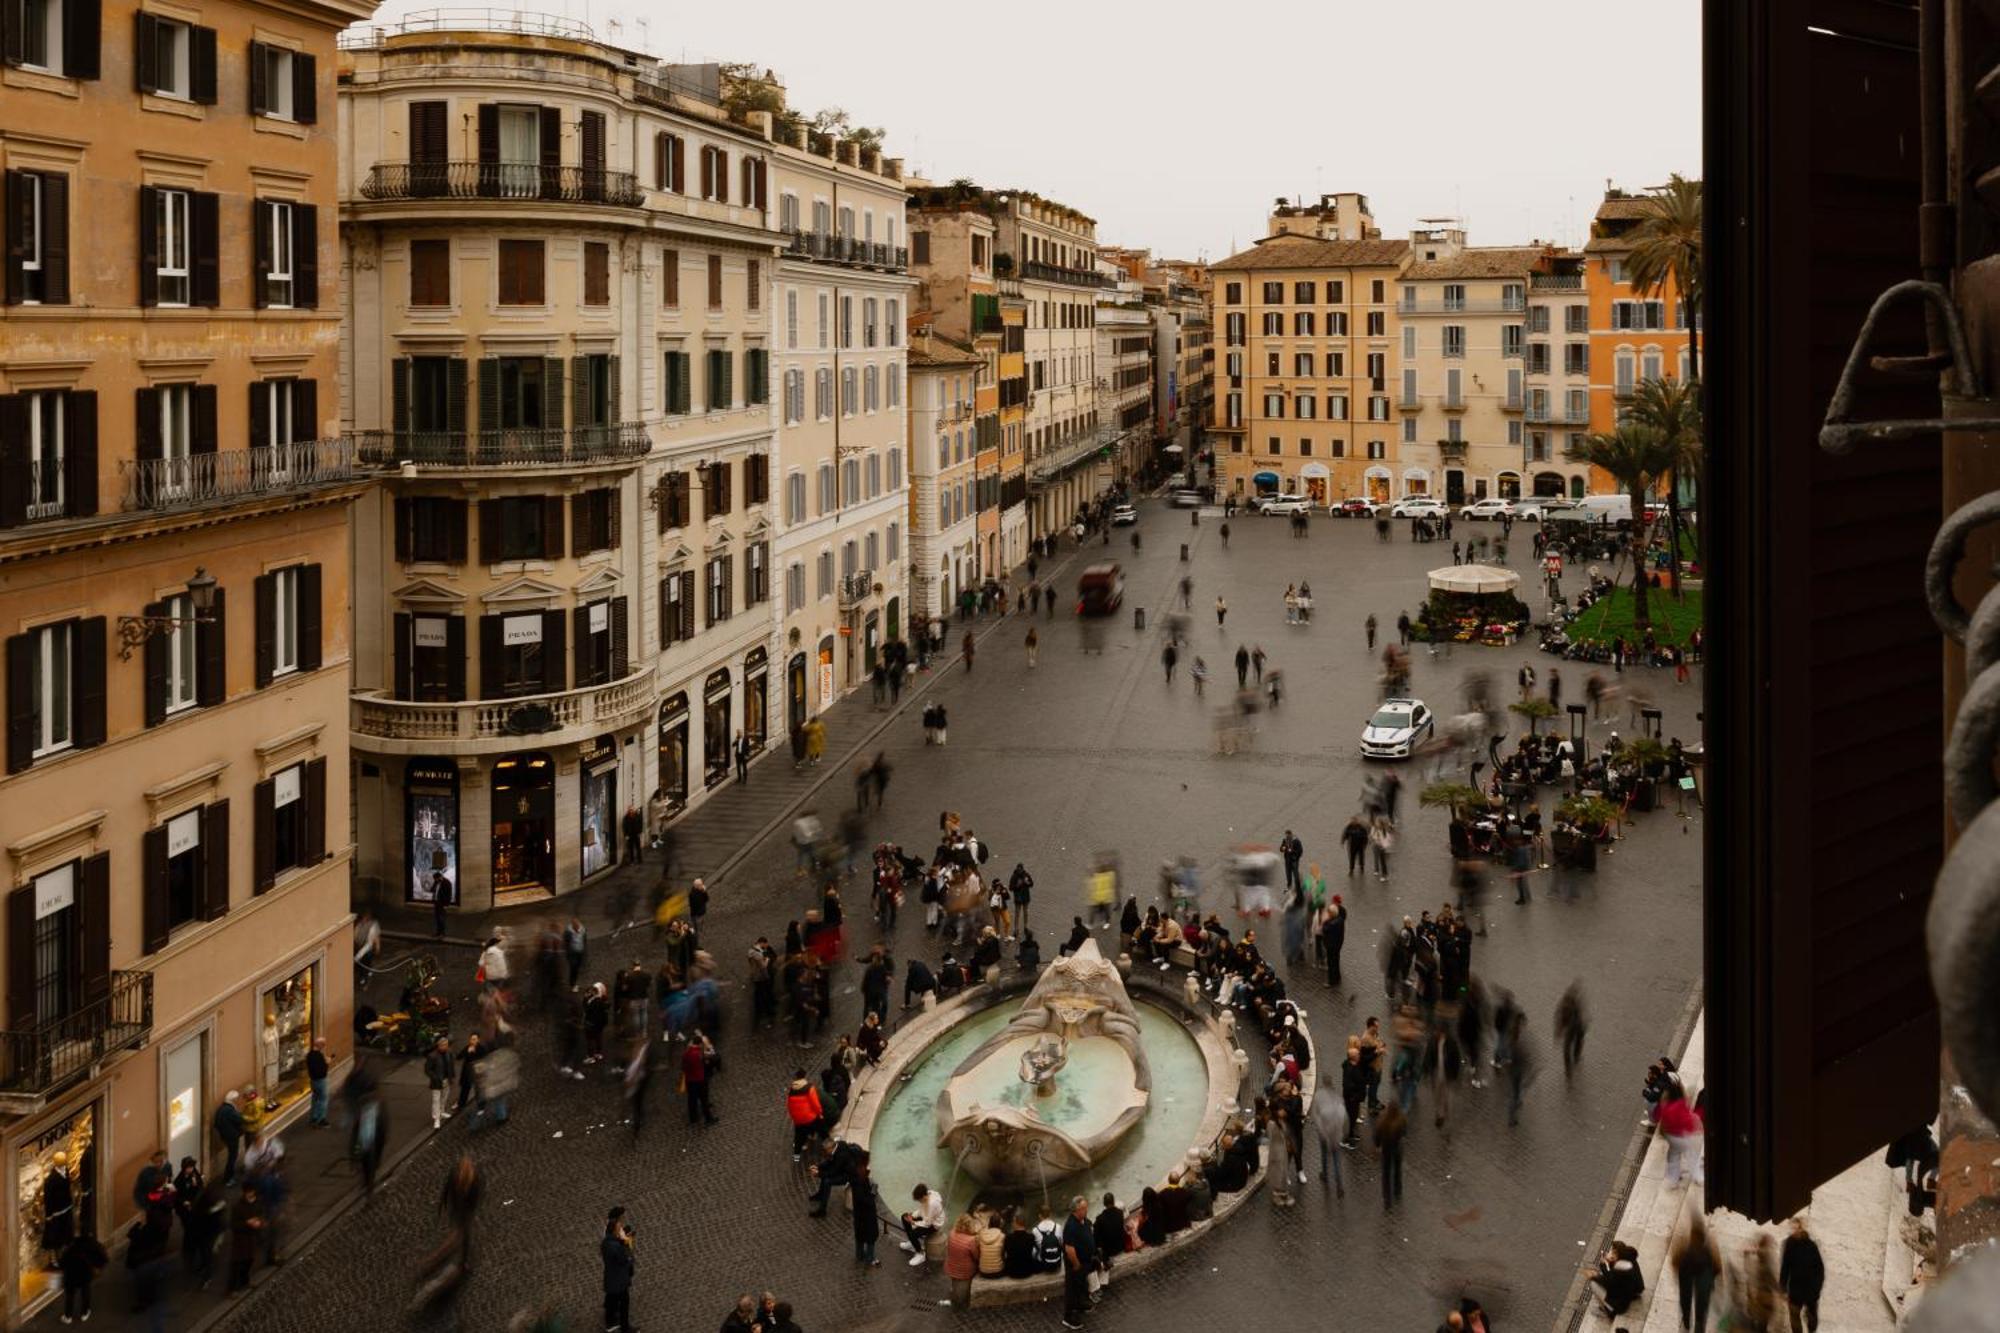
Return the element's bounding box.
[78,851,108,1001]
[610,596,628,679]
[0,395,25,527]
[133,12,158,92]
[143,824,170,953]
[253,571,275,687]
[662,249,679,307]
[391,357,411,435]
[192,384,218,455]
[671,136,684,192]
[294,378,317,441]
[606,485,621,548]
[293,203,318,308]
[393,611,412,699]
[393,498,413,561]
[570,491,592,553]
[478,497,502,561]
[252,776,276,892]
[292,52,316,124]
[64,0,100,79]
[297,563,323,672]
[707,253,722,308]
[478,357,500,435]
[543,356,564,429]
[143,596,170,720]
[540,609,566,692]
[72,617,105,749]
[138,184,159,306]
[755,159,767,209]
[715,149,728,203]
[189,24,216,103]
[39,173,67,304]
[248,380,270,450]
[249,39,267,114]
[542,494,566,559]
[134,387,160,465]
[581,111,604,173]
[303,756,326,862]
[478,614,502,698]
[699,146,712,199]
[655,133,668,190]
[6,884,33,1026]
[4,632,31,772]
[570,354,589,430]
[4,171,25,306]
[196,585,225,707]
[680,571,695,641]
[538,106,560,199]
[447,497,468,562]
[445,615,466,699]
[476,102,499,166]
[62,391,95,517]
[658,578,670,646]
[447,358,468,435]
[190,190,220,307]
[747,259,760,310]
[203,800,230,920]
[572,605,591,685]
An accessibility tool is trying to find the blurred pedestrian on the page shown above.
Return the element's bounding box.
[1674,1214,1721,1333]
[1555,981,1587,1075]
[601,1207,636,1332]
[1780,1218,1824,1332]
[1374,1101,1406,1209]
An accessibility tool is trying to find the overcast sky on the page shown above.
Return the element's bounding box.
[367,0,1701,261]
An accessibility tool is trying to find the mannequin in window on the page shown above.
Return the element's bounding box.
[261,1013,282,1101]
[41,1149,75,1267]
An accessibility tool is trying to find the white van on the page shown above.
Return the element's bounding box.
[1569,494,1644,523]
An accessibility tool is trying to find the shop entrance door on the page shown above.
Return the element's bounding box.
[490,752,554,900]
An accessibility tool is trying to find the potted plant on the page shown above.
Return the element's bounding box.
[1419,781,1491,820]
[1553,794,1620,871]
[1508,698,1558,736]
[1621,736,1671,812]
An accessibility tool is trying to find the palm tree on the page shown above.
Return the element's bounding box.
[1626,175,1703,381]
[1569,423,1679,635]
[1624,376,1704,588]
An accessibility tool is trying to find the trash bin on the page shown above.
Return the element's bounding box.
[1134,607,1146,631]
[1180,544,1190,562]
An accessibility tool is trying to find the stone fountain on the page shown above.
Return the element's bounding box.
[934,939,1151,1186]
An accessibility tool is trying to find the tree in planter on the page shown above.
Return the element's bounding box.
[1419,781,1492,820]
[1552,793,1622,869]
[1626,175,1703,577]
[1619,736,1672,812]
[1625,376,1704,589]
[1567,422,1679,636]
[1509,698,1558,735]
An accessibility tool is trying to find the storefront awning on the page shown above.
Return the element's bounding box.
[1428,563,1521,595]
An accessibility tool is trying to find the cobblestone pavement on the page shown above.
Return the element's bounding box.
[227,507,1705,1333]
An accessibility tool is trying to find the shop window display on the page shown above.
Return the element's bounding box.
[15,1108,94,1310]
[259,965,316,1111]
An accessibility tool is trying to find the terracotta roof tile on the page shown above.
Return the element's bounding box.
[1594,196,1656,222]
[1208,235,1410,272]
[1401,247,1544,281]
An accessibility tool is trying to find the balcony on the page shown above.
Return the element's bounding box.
[1440,396,1468,413]
[1437,441,1469,463]
[350,423,649,469]
[352,664,657,757]
[121,438,360,513]
[837,572,878,608]
[0,971,153,1112]
[1020,260,1112,289]
[358,162,645,207]
[1397,297,1528,315]
[779,228,908,272]
[1530,273,1586,291]
[1028,429,1111,487]
[1527,406,1592,426]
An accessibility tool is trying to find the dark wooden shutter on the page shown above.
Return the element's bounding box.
[248,39,267,114]
[655,133,669,190]
[63,390,95,517]
[142,824,170,954]
[393,497,412,561]
[540,609,566,692]
[303,756,326,862]
[142,598,168,726]
[699,146,712,199]
[297,563,322,672]
[543,356,564,429]
[252,777,275,893]
[393,611,412,698]
[572,605,591,685]
[610,596,628,679]
[191,383,217,454]
[538,105,560,199]
[570,354,588,430]
[292,51,316,124]
[446,497,468,562]
[64,0,99,79]
[475,102,499,196]
[196,585,224,707]
[581,110,604,174]
[293,203,318,308]
[478,357,499,434]
[680,571,695,641]
[447,357,468,435]
[78,851,108,1001]
[39,172,66,304]
[715,149,728,203]
[294,378,316,440]
[134,387,160,466]
[570,490,591,553]
[0,394,25,527]
[202,800,229,920]
[248,380,270,450]
[445,614,466,698]
[138,184,159,306]
[606,485,621,548]
[478,498,502,562]
[390,357,410,436]
[5,884,32,1028]
[4,171,24,306]
[1705,0,1940,1221]
[478,614,501,698]
[190,190,219,307]
[671,136,684,192]
[189,24,216,103]
[71,616,104,749]
[132,12,157,92]
[542,494,565,559]
[5,631,33,773]
[253,572,275,687]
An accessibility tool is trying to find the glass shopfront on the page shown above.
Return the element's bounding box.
[743,649,768,751]
[491,752,554,898]
[786,654,808,737]
[656,694,689,811]
[164,1031,207,1169]
[816,637,835,710]
[405,758,459,904]
[579,734,617,880]
[259,963,317,1109]
[702,668,732,787]
[15,1106,95,1311]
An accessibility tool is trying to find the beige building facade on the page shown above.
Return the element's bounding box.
[906,339,983,623]
[1523,248,1593,498]
[1,0,369,1320]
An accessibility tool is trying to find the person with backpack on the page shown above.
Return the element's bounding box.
[784,1071,824,1161]
[1032,1207,1065,1273]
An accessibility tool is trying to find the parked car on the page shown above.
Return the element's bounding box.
[1390,497,1447,519]
[1337,496,1384,517]
[1256,492,1313,516]
[1170,488,1206,508]
[1360,698,1435,759]
[1458,498,1513,521]
[1110,504,1139,527]
[1509,498,1575,522]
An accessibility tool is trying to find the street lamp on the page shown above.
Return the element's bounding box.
[117,567,218,660]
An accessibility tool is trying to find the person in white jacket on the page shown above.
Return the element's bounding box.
[898,1184,946,1267]
[478,932,510,992]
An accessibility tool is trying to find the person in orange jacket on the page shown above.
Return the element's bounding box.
[784,1070,824,1161]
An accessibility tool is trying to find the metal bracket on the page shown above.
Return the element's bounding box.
[1819,279,2000,454]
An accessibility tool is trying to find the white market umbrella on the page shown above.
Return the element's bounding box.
[1428,563,1521,595]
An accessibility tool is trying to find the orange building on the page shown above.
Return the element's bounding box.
[1584,189,1693,484]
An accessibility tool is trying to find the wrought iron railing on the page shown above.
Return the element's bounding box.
[349,423,649,468]
[837,572,876,607]
[0,971,152,1101]
[121,439,358,512]
[778,228,907,272]
[23,459,64,522]
[359,162,644,206]
[1020,261,1111,289]
[1529,273,1585,291]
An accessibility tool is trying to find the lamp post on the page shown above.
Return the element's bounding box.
[116,567,218,660]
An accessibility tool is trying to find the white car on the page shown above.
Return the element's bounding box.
[1110,504,1138,527]
[1390,498,1446,519]
[1170,489,1206,508]
[1256,493,1313,516]
[1361,698,1435,759]
[1458,498,1512,521]
[1509,498,1572,522]
[1336,496,1383,518]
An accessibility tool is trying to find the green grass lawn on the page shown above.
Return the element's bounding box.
[1567,584,1705,646]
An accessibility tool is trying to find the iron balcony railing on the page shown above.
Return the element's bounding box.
[1437,441,1469,462]
[837,571,876,607]
[0,971,152,1103]
[23,459,65,522]
[121,438,359,512]
[1397,296,1529,314]
[1020,260,1111,289]
[1529,273,1585,291]
[1527,405,1592,425]
[351,424,650,468]
[359,162,645,207]
[779,228,908,272]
